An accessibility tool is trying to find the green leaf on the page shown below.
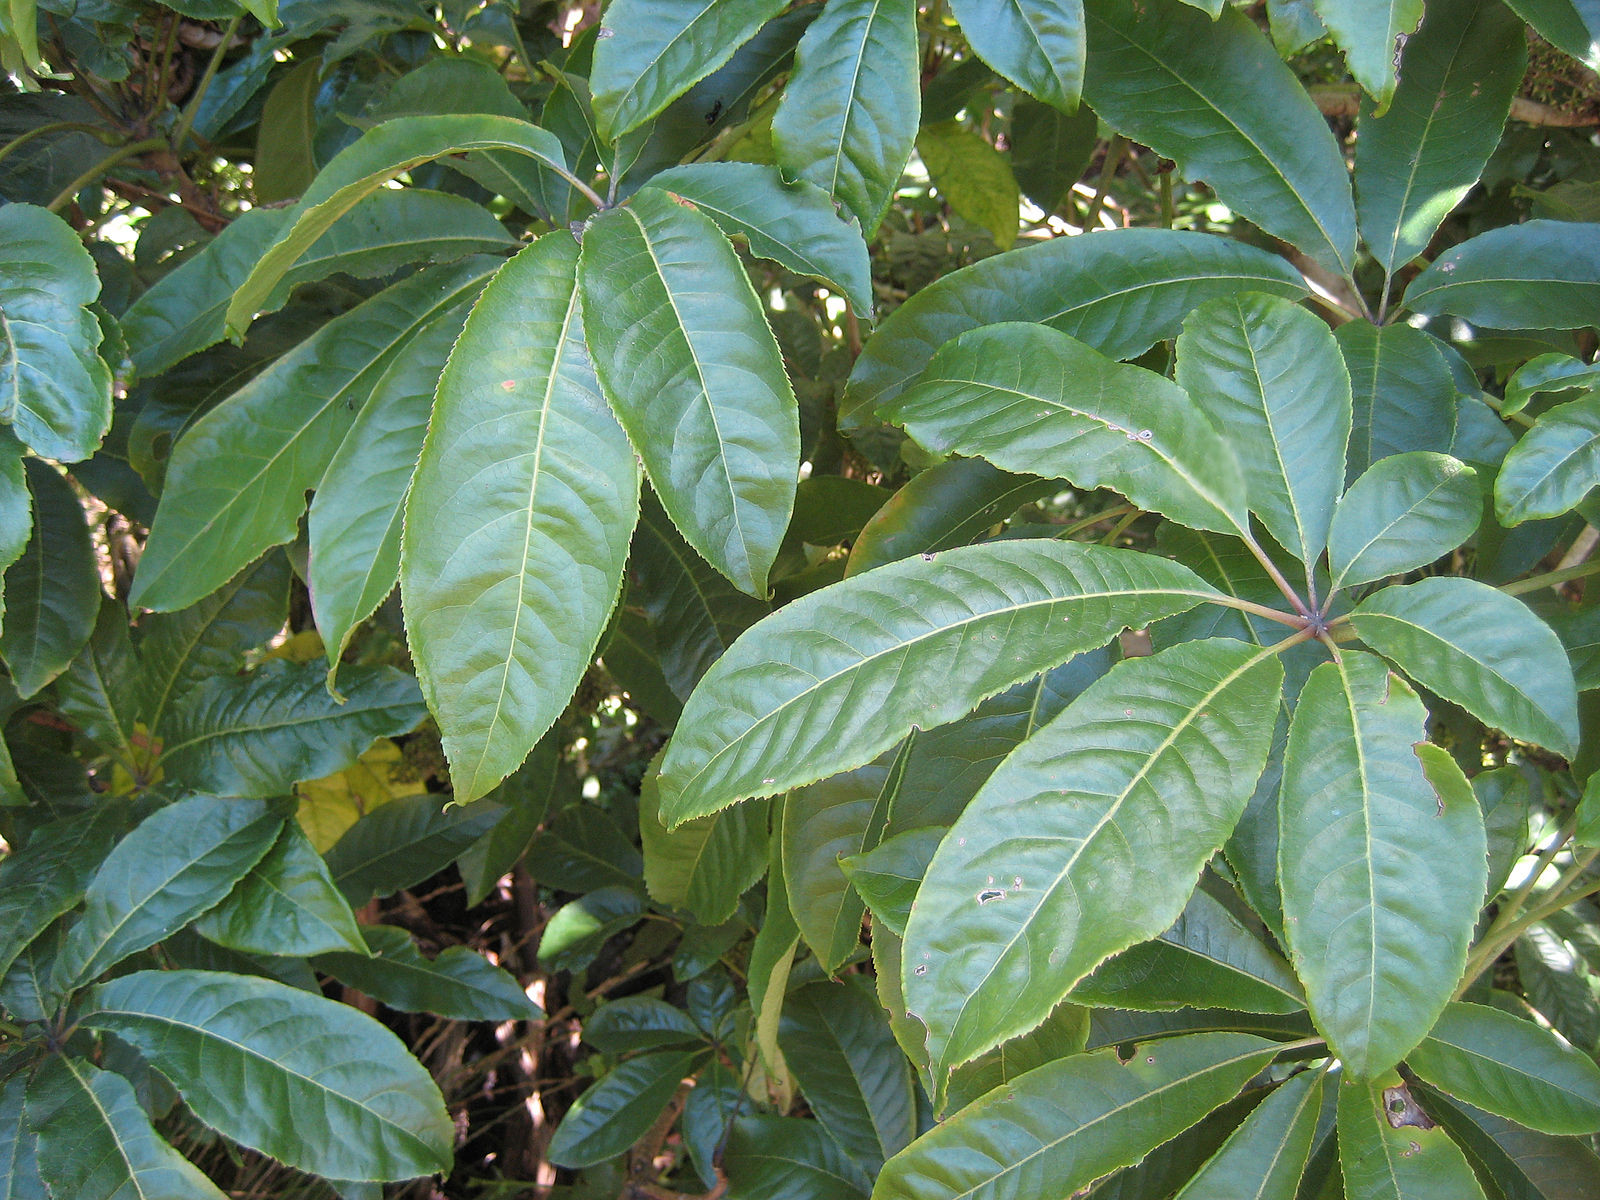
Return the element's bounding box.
[134,551,290,742]
[1335,321,1457,484]
[948,0,1085,112]
[0,203,112,462]
[1403,221,1600,330]
[25,1056,225,1200]
[314,924,540,1022]
[0,806,122,981]
[1336,1073,1487,1200]
[1353,0,1526,275]
[1520,925,1600,1054]
[324,794,504,906]
[1421,1082,1600,1200]
[85,968,454,1181]
[1312,0,1422,114]
[1504,0,1600,70]
[886,324,1250,536]
[580,187,797,597]
[1496,392,1600,526]
[916,121,1022,251]
[548,1048,704,1169]
[527,801,645,894]
[1010,97,1098,212]
[841,229,1305,429]
[1081,0,1357,273]
[645,162,874,317]
[750,828,801,1095]
[1350,577,1580,756]
[590,0,786,142]
[457,734,570,905]
[121,192,511,380]
[1279,653,1487,1077]
[193,820,367,957]
[846,458,1059,578]
[874,1032,1281,1200]
[1408,1001,1600,1135]
[1327,453,1480,591]
[770,0,919,234]
[723,1114,872,1198]
[1170,1069,1322,1200]
[159,662,427,797]
[655,539,1220,824]
[1175,293,1351,567]
[55,599,140,768]
[783,744,909,971]
[131,259,496,613]
[252,55,317,202]
[0,460,99,697]
[1506,354,1600,417]
[640,767,770,924]
[902,637,1282,1078]
[841,825,944,936]
[0,1072,45,1200]
[943,1001,1092,1113]
[55,794,283,988]
[583,995,707,1054]
[778,979,915,1172]
[306,308,466,681]
[403,234,638,804]
[226,115,571,337]
[1069,885,1305,1015]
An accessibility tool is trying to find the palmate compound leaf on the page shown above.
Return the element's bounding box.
[872,1032,1282,1200]
[1174,292,1352,570]
[402,233,639,805]
[1406,1001,1600,1135]
[1279,652,1487,1078]
[130,257,498,613]
[654,539,1227,826]
[84,969,454,1182]
[1350,576,1580,757]
[579,186,798,598]
[841,228,1306,429]
[901,637,1283,1082]
[880,323,1250,538]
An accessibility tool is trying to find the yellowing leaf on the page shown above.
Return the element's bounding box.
[297,740,428,853]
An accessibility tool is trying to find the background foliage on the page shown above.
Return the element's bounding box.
[5,0,1600,1197]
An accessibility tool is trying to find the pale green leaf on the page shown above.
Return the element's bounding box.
[640,765,770,924]
[159,662,427,797]
[1175,292,1351,567]
[1335,321,1456,484]
[54,794,283,988]
[1408,1001,1600,1135]
[916,122,1022,251]
[872,1033,1281,1200]
[1328,453,1480,591]
[750,825,801,1097]
[645,162,874,317]
[590,0,787,142]
[1170,1069,1322,1200]
[655,540,1221,825]
[0,460,99,697]
[226,115,571,336]
[314,924,540,1022]
[1495,391,1600,526]
[1507,354,1600,417]
[1336,1073,1487,1199]
[1082,0,1357,272]
[902,637,1282,1078]
[580,187,796,596]
[842,228,1305,429]
[308,300,471,679]
[131,259,496,613]
[85,968,454,1181]
[1312,0,1422,114]
[548,1049,705,1168]
[0,203,111,462]
[1354,0,1526,274]
[948,0,1085,112]
[194,820,367,957]
[842,825,944,936]
[771,0,919,233]
[1279,653,1487,1077]
[25,1056,224,1200]
[403,234,638,803]
[1404,221,1600,330]
[1351,576,1580,756]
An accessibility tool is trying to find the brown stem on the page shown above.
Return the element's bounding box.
[1311,82,1600,127]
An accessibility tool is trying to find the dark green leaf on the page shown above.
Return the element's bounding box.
[656,540,1220,824]
[54,598,139,767]
[526,801,645,895]
[325,794,503,906]
[948,0,1085,112]
[1327,453,1480,591]
[1519,925,1600,1054]
[55,794,283,987]
[0,1072,44,1200]
[1495,391,1600,526]
[537,886,647,973]
[722,1114,871,1199]
[1,460,99,697]
[841,825,943,935]
[583,995,707,1054]
[1423,1083,1600,1200]
[548,1048,704,1168]
[1279,653,1487,1077]
[1335,320,1457,484]
[580,187,797,596]
[85,968,454,1181]
[640,766,770,924]
[943,1001,1092,1113]
[0,806,122,981]
[403,234,638,803]
[1350,577,1580,756]
[1506,354,1600,417]
[160,662,427,797]
[1009,97,1098,212]
[314,924,540,1021]
[1403,221,1600,330]
[1170,1069,1322,1200]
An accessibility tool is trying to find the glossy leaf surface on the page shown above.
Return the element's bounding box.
[0,459,99,697]
[1327,453,1480,591]
[547,1049,703,1169]
[404,234,638,803]
[1404,221,1600,330]
[949,0,1085,113]
[1336,1073,1487,1200]
[1335,321,1456,483]
[1495,392,1600,526]
[1170,1069,1322,1200]
[315,925,540,1022]
[656,540,1219,824]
